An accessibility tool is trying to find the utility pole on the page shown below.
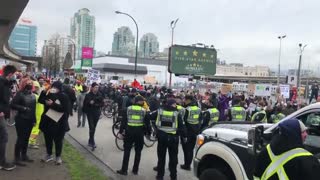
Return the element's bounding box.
[169,18,179,88]
[277,35,286,86]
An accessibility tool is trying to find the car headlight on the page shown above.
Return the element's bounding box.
[196,134,205,148]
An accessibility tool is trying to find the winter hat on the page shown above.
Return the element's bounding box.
[166,99,176,107]
[134,96,145,103]
[51,81,63,91]
[91,82,98,88]
[279,118,306,143]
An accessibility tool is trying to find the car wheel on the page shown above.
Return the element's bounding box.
[199,168,228,180]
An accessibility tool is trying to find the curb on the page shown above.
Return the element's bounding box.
[65,133,119,180]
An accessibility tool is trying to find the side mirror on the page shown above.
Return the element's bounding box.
[248,125,264,155]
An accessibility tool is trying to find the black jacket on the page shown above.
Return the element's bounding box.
[39,90,70,133]
[0,77,12,116]
[62,84,76,115]
[11,90,36,124]
[183,102,201,136]
[83,91,104,114]
[254,134,320,180]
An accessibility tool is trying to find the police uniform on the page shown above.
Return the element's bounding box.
[251,109,267,123]
[270,113,285,123]
[155,101,186,180]
[181,102,201,170]
[202,107,220,129]
[117,97,151,175]
[254,119,320,180]
[229,106,246,121]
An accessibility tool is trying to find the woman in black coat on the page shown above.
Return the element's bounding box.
[11,78,36,166]
[39,81,70,165]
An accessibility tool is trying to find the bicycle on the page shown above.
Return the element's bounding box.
[102,99,113,118]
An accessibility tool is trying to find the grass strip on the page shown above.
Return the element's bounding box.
[62,141,108,180]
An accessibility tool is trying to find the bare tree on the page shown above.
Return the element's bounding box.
[63,52,73,69]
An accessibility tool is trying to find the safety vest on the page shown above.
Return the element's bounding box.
[271,113,285,123]
[207,108,220,125]
[156,109,178,134]
[35,94,44,121]
[75,84,83,93]
[230,106,246,121]
[127,105,146,127]
[251,110,267,123]
[186,106,201,125]
[259,144,312,180]
[177,105,186,118]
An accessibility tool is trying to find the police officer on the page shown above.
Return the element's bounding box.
[251,101,267,123]
[202,103,220,129]
[154,99,187,180]
[117,96,151,176]
[254,119,320,179]
[175,96,186,118]
[228,97,246,121]
[270,106,285,123]
[180,95,201,171]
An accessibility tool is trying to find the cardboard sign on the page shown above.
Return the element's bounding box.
[254,84,272,97]
[247,84,255,95]
[220,84,233,94]
[280,85,290,99]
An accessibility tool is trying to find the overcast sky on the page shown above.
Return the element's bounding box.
[20,0,320,70]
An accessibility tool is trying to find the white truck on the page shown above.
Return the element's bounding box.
[193,103,320,180]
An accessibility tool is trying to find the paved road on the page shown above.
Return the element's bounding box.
[68,114,197,180]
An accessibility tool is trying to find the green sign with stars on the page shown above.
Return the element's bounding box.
[169,45,217,75]
[81,59,92,67]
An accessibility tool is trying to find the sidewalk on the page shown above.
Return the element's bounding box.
[0,126,70,180]
[68,115,197,180]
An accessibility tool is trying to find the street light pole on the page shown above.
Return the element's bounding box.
[297,43,307,89]
[277,35,286,86]
[115,11,139,78]
[169,18,179,88]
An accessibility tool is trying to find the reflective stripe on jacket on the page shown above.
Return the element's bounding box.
[186,106,201,124]
[231,106,246,121]
[259,144,312,180]
[156,109,178,134]
[207,108,219,124]
[127,105,146,126]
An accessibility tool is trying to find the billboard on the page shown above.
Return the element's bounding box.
[81,47,93,67]
[82,47,93,59]
[169,45,217,75]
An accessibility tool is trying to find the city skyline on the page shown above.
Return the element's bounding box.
[20,0,320,70]
[9,19,37,56]
[70,8,96,59]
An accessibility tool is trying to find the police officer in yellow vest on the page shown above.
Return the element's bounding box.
[117,96,151,176]
[270,106,285,123]
[175,96,186,119]
[254,119,320,180]
[201,102,220,130]
[251,101,267,123]
[153,99,187,180]
[228,97,246,121]
[181,95,201,171]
